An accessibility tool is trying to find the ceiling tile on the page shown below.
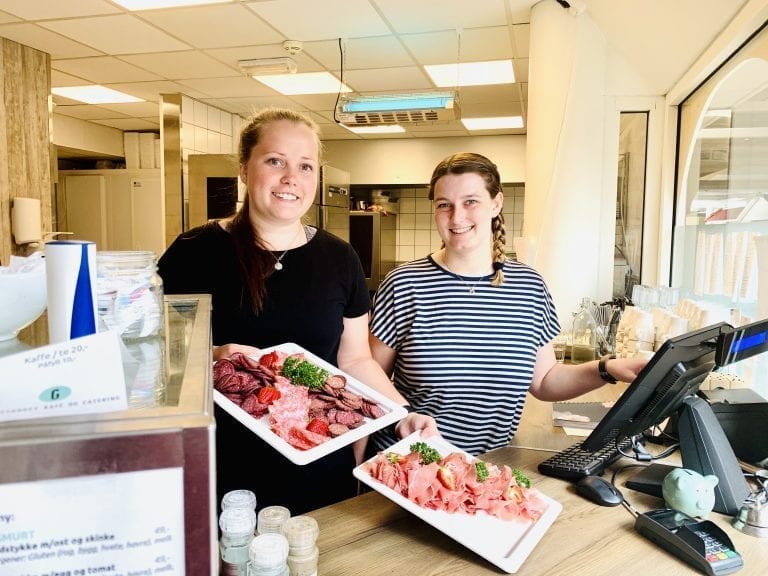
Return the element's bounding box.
[120,51,239,80]
[343,67,433,93]
[53,56,163,84]
[375,0,507,34]
[53,104,131,120]
[92,117,161,131]
[301,36,418,72]
[511,23,530,58]
[51,70,91,87]
[284,93,346,112]
[205,95,304,118]
[106,80,209,102]
[0,10,20,24]
[400,31,460,66]
[0,0,119,20]
[458,26,513,61]
[205,45,325,74]
[40,14,190,55]
[245,0,390,41]
[138,3,283,49]
[458,84,522,104]
[177,76,276,98]
[460,99,523,117]
[0,22,101,58]
[507,0,536,23]
[98,101,161,118]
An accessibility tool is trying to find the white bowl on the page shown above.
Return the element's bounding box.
[0,267,47,341]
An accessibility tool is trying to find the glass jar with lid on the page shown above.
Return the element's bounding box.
[96,251,164,340]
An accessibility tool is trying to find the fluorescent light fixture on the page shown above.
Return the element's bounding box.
[342,124,406,134]
[336,91,459,126]
[425,60,515,87]
[341,92,455,114]
[52,85,144,104]
[254,72,351,95]
[239,57,297,76]
[112,0,230,10]
[462,116,524,130]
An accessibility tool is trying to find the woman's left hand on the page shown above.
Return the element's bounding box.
[394,412,440,440]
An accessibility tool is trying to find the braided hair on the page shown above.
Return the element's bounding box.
[428,152,507,286]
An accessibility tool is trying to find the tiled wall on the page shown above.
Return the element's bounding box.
[390,184,525,264]
[179,95,245,212]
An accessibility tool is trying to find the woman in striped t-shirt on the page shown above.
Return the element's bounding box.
[369,152,646,456]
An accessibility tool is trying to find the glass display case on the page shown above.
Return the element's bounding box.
[0,295,216,575]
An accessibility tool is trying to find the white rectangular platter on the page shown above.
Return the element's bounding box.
[213,342,407,466]
[353,432,562,574]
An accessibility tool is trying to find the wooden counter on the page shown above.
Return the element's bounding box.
[306,384,766,575]
[308,445,766,575]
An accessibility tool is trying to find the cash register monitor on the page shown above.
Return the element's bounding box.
[580,321,750,515]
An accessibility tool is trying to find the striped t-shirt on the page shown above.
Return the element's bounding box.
[369,255,560,456]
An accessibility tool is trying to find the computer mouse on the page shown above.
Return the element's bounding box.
[575,475,624,507]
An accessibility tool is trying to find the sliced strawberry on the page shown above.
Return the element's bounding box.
[437,466,457,491]
[258,351,280,370]
[256,386,281,405]
[306,417,330,437]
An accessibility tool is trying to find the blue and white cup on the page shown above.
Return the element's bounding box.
[45,240,98,343]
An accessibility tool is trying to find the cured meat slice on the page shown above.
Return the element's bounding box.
[287,427,329,450]
[269,379,310,441]
[365,448,546,521]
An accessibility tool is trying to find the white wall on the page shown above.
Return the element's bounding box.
[322,135,525,185]
[52,114,124,158]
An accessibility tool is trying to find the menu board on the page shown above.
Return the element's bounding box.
[0,468,185,575]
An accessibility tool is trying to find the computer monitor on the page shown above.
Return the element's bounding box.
[581,321,751,515]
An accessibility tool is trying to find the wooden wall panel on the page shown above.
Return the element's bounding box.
[0,37,52,266]
[1,37,52,344]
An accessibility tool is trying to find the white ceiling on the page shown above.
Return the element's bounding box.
[0,0,752,154]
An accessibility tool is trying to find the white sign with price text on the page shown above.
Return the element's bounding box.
[0,331,127,422]
[0,467,185,575]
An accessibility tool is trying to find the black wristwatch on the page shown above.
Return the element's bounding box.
[598,354,617,384]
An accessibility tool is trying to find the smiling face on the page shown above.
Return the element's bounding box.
[239,118,319,226]
[432,172,503,258]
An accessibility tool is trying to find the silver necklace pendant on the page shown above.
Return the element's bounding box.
[468,286,475,294]
[274,261,283,271]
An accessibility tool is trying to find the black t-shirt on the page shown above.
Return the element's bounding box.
[158,222,371,514]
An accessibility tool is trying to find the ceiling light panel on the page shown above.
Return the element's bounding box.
[425,60,515,87]
[112,0,231,10]
[254,72,351,96]
[343,125,406,134]
[461,116,523,130]
[52,85,145,104]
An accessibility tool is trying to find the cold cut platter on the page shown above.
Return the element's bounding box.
[353,432,562,573]
[213,343,407,466]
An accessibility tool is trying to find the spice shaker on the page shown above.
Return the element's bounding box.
[282,515,319,576]
[222,489,258,513]
[247,532,290,576]
[219,507,256,576]
[257,505,291,535]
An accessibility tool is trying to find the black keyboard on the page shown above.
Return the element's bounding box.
[537,439,632,480]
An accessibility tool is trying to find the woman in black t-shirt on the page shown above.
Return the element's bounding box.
[158,107,436,514]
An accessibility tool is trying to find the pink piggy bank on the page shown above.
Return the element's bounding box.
[662,468,718,519]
